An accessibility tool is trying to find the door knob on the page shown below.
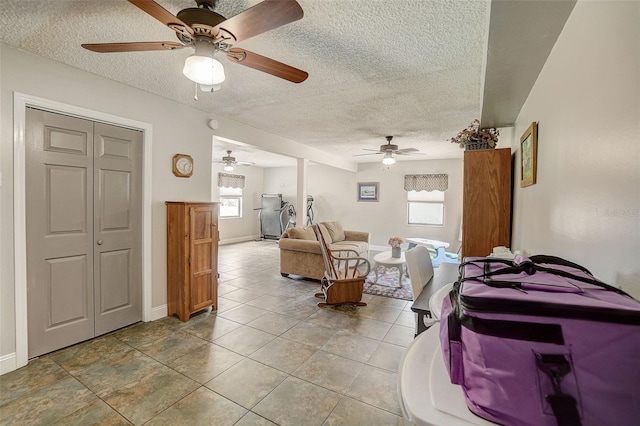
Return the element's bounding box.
[97,240,103,245]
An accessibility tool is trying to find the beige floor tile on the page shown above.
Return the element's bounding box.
[346,365,402,415]
[253,376,340,426]
[0,376,96,425]
[137,330,208,363]
[216,297,242,313]
[73,349,163,398]
[0,357,68,406]
[356,304,403,323]
[395,310,417,328]
[217,283,242,295]
[324,397,404,425]
[234,411,277,426]
[145,387,246,425]
[321,330,380,363]
[339,316,393,340]
[101,365,199,425]
[205,358,288,409]
[223,288,264,303]
[218,304,269,324]
[183,315,243,342]
[247,311,300,335]
[110,320,178,349]
[369,296,409,310]
[281,321,336,349]
[167,343,244,384]
[246,294,291,312]
[47,336,133,375]
[382,324,415,347]
[213,325,276,356]
[249,337,316,373]
[367,342,406,372]
[52,397,130,425]
[293,350,364,393]
[305,309,355,329]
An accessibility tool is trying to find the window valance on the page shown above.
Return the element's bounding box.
[404,174,448,192]
[218,173,245,189]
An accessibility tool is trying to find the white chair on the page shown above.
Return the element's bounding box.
[405,246,436,333]
[406,245,434,300]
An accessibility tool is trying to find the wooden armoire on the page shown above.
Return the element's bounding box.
[462,148,512,258]
[166,202,219,321]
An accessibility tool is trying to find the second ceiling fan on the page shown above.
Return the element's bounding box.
[216,150,255,171]
[353,136,424,165]
[82,0,308,89]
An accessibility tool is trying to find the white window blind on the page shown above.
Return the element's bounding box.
[407,190,445,226]
[219,181,243,218]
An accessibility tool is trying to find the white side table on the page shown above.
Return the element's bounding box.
[373,251,408,287]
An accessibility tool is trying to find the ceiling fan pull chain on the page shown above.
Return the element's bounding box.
[194,82,199,101]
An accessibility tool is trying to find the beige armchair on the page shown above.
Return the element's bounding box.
[278,221,370,280]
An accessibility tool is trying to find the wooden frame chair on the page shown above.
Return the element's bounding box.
[312,224,371,307]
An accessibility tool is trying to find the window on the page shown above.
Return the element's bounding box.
[407,190,444,226]
[220,186,242,218]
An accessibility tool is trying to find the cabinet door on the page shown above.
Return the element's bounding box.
[189,205,216,311]
[462,149,511,257]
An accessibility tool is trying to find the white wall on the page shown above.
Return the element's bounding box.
[510,0,640,298]
[264,159,464,249]
[212,163,263,243]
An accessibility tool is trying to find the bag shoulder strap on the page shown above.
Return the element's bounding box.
[461,257,632,298]
[529,255,592,275]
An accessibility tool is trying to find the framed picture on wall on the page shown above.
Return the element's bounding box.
[520,122,538,187]
[357,182,379,202]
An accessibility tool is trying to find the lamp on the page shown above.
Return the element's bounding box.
[223,163,234,172]
[382,152,396,165]
[183,39,225,86]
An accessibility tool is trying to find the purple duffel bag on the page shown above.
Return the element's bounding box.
[440,255,640,426]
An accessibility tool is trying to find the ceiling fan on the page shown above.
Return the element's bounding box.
[81,0,308,93]
[353,136,424,165]
[216,150,255,171]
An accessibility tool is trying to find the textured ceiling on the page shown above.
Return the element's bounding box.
[1,0,491,166]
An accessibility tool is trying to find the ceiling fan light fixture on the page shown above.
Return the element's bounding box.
[183,40,225,85]
[223,163,234,172]
[382,152,396,165]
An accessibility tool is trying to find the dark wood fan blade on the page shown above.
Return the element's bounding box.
[82,42,184,53]
[214,0,303,42]
[227,48,308,83]
[128,0,194,38]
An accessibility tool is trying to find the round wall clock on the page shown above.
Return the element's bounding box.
[172,154,193,178]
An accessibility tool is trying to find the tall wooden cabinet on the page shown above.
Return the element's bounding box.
[462,148,512,258]
[166,202,219,321]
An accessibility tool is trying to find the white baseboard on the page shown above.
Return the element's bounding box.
[0,352,17,375]
[220,235,262,245]
[150,304,168,321]
[370,244,390,252]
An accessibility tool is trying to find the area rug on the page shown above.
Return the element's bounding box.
[363,266,413,300]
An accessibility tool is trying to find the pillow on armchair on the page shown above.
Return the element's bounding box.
[322,221,345,242]
[288,226,317,241]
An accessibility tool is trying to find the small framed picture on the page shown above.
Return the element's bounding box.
[357,182,379,202]
[520,122,538,187]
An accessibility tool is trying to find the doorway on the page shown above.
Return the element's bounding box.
[25,107,143,358]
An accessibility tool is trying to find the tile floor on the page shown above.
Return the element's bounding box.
[1,241,416,425]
